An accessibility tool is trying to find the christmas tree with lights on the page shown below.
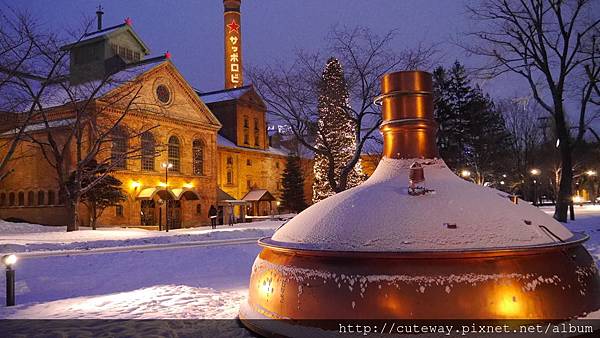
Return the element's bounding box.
[312,57,363,203]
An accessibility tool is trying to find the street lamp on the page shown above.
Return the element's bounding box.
[161,162,173,232]
[2,254,17,306]
[530,169,540,206]
[460,170,471,178]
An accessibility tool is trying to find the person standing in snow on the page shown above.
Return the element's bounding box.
[209,205,217,229]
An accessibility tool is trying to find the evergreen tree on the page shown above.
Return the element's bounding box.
[68,161,126,229]
[281,154,307,213]
[433,61,512,185]
[312,57,364,203]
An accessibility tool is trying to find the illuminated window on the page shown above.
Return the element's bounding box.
[193,139,204,176]
[226,156,234,185]
[112,126,128,170]
[168,136,180,172]
[141,132,155,171]
[227,169,233,185]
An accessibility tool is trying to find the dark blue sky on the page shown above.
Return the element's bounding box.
[13,0,531,98]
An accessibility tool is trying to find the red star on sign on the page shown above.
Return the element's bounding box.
[227,19,240,34]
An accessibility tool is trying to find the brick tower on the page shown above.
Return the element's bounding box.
[224,0,242,89]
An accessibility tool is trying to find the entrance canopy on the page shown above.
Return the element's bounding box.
[137,187,176,200]
[136,187,199,201]
[217,188,248,205]
[171,188,200,200]
[242,189,276,202]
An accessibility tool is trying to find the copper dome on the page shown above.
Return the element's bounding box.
[239,71,600,336]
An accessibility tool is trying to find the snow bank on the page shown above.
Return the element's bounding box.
[273,158,573,251]
[0,285,245,319]
[0,218,286,253]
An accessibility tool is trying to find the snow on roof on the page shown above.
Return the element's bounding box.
[272,157,574,251]
[61,23,150,54]
[197,86,252,104]
[217,134,290,157]
[37,57,166,109]
[243,189,275,201]
[0,118,75,136]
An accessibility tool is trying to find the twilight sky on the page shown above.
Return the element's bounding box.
[13,0,529,98]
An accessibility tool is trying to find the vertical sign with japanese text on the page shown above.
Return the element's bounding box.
[224,0,242,89]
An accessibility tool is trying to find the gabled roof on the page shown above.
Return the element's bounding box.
[61,23,150,55]
[243,189,276,202]
[217,134,291,156]
[197,85,254,104]
[37,56,168,109]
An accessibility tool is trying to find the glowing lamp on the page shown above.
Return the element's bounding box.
[2,254,17,268]
[130,181,141,189]
[158,182,167,187]
[530,169,540,176]
[586,170,597,177]
[460,170,471,178]
[3,254,17,306]
[161,162,174,169]
[183,182,194,189]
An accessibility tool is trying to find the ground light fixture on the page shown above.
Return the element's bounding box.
[2,254,17,306]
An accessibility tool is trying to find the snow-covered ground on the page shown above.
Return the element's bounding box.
[0,217,290,253]
[541,204,600,262]
[0,206,598,326]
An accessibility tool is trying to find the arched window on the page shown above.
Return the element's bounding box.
[0,193,6,206]
[48,190,56,205]
[8,192,15,206]
[18,192,24,206]
[226,156,234,185]
[111,126,128,169]
[141,132,155,171]
[37,191,45,206]
[227,168,233,185]
[192,139,204,176]
[168,136,180,172]
[27,191,34,206]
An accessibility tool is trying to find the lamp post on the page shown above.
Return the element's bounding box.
[2,254,17,306]
[161,162,173,232]
[586,170,597,205]
[460,170,471,179]
[530,168,540,206]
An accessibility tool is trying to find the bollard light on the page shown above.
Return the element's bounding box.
[2,254,17,267]
[2,254,17,306]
